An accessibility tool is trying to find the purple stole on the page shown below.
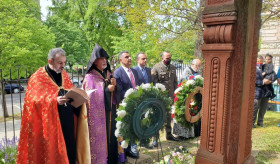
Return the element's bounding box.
[82,69,109,164]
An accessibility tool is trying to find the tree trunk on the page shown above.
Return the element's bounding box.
[194,0,206,58]
[1,82,9,117]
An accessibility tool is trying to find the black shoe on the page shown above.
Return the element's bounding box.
[252,124,256,128]
[125,150,139,159]
[140,142,153,149]
[257,123,264,127]
[152,140,158,147]
[166,135,179,141]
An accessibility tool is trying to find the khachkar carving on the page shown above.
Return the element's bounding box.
[207,58,220,153]
[196,1,262,164]
[196,10,236,163]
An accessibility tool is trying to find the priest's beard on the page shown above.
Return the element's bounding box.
[54,68,62,74]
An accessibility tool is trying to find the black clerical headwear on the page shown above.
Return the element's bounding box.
[86,44,111,74]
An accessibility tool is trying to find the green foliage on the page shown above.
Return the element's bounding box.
[50,0,198,65]
[110,0,198,63]
[116,83,171,143]
[45,15,90,67]
[252,111,280,163]
[50,0,123,56]
[0,0,55,78]
[0,137,18,164]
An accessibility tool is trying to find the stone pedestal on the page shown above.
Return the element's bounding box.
[196,0,262,163]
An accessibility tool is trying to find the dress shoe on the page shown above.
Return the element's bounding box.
[140,142,153,149]
[257,123,264,127]
[125,150,139,159]
[166,135,180,141]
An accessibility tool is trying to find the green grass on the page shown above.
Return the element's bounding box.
[140,111,280,164]
[252,111,280,164]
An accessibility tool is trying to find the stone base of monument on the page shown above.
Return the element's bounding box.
[127,153,153,164]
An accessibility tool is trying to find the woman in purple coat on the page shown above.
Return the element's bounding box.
[82,44,122,164]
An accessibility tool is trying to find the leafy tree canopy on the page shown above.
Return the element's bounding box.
[45,15,90,67]
[0,0,55,78]
[50,0,123,56]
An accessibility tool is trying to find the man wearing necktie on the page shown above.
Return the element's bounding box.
[133,52,151,85]
[114,51,140,159]
[132,52,158,148]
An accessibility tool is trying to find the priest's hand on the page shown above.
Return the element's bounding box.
[111,78,116,86]
[108,84,115,92]
[57,96,70,105]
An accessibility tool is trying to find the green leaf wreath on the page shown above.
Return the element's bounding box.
[115,83,171,148]
[173,75,204,128]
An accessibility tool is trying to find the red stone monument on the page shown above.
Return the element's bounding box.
[196,0,262,163]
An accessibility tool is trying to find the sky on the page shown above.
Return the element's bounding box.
[40,0,53,20]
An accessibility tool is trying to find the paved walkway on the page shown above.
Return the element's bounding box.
[0,119,21,140]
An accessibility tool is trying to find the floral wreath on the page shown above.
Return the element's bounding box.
[172,75,203,128]
[115,83,171,148]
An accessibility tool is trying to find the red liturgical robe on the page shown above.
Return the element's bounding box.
[17,67,90,164]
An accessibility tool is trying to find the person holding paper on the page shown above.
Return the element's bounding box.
[82,44,119,164]
[17,48,90,164]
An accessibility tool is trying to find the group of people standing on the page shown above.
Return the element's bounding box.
[16,45,203,164]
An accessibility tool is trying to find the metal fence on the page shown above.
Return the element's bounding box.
[2,59,280,145]
[0,66,86,145]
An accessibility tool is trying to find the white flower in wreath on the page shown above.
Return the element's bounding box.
[144,109,150,118]
[120,102,127,108]
[195,75,203,80]
[155,83,166,91]
[190,101,195,106]
[116,121,123,129]
[185,79,195,86]
[174,87,183,94]
[121,140,128,148]
[171,105,175,114]
[141,83,151,90]
[114,129,121,137]
[117,110,126,118]
[124,88,135,98]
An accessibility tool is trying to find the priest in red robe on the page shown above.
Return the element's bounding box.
[17,48,90,164]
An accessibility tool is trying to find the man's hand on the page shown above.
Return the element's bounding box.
[57,96,70,105]
[108,84,115,92]
[263,78,272,85]
[111,78,116,86]
[262,72,266,76]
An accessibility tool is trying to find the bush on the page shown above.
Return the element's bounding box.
[0,137,18,164]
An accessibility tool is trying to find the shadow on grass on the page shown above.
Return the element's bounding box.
[255,149,279,164]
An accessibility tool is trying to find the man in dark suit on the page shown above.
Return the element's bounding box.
[115,51,140,103]
[132,52,159,148]
[133,52,151,85]
[114,51,140,159]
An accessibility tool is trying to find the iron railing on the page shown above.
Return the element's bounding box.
[2,60,279,145]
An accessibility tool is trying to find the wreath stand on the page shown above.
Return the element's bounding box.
[132,98,167,164]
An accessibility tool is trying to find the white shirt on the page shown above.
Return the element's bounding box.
[121,65,135,82]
